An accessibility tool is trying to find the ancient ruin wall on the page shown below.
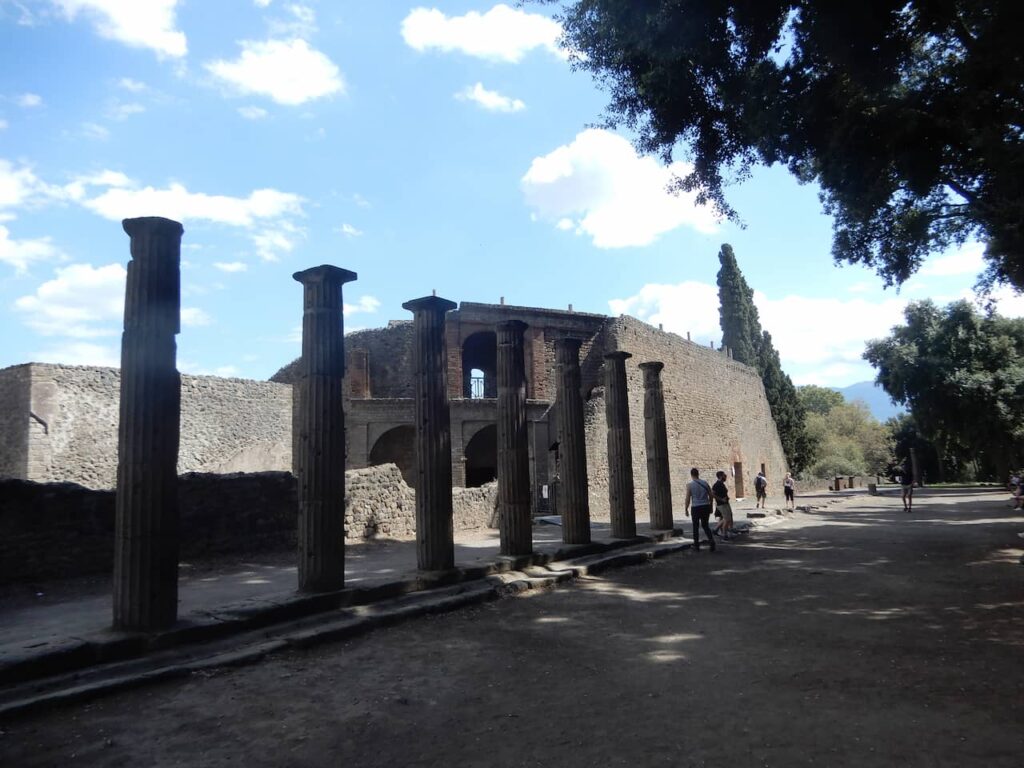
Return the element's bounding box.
[9,364,293,489]
[583,316,788,517]
[0,364,30,480]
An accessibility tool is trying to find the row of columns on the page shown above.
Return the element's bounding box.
[111,216,677,633]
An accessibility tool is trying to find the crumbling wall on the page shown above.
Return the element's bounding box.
[7,364,293,489]
[0,364,30,480]
[0,464,499,584]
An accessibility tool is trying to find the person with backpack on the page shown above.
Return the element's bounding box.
[684,467,716,552]
[754,470,768,508]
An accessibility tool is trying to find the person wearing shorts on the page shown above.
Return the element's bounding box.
[900,461,914,512]
[685,467,716,552]
[754,471,768,508]
[783,472,795,509]
[712,470,734,539]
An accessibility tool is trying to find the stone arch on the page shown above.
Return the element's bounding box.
[464,423,497,487]
[368,425,416,487]
[462,331,497,398]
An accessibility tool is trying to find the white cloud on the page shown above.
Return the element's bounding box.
[205,39,344,106]
[352,193,370,208]
[33,341,120,367]
[53,0,187,58]
[108,101,145,120]
[252,226,298,262]
[78,179,303,226]
[455,82,525,113]
[268,3,316,39]
[555,217,574,231]
[254,0,273,6]
[213,261,248,273]
[522,129,720,248]
[17,92,42,108]
[118,77,147,92]
[181,307,212,327]
[237,105,269,120]
[609,280,909,387]
[0,225,64,274]
[343,295,380,317]
[919,241,986,277]
[401,4,563,63]
[0,159,59,211]
[62,169,133,202]
[81,122,110,140]
[14,262,126,338]
[0,119,7,131]
[339,223,362,238]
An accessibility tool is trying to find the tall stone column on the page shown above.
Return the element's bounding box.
[554,337,591,545]
[604,351,636,539]
[403,295,458,570]
[639,362,674,530]
[496,320,532,556]
[293,265,356,592]
[113,216,183,632]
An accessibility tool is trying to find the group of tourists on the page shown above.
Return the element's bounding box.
[682,467,796,552]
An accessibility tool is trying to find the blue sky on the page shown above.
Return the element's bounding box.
[1,1,1018,387]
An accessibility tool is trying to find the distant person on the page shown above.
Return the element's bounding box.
[783,472,795,510]
[712,470,734,540]
[900,460,914,512]
[754,470,768,508]
[685,467,716,552]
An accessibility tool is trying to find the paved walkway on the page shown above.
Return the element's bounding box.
[0,489,857,684]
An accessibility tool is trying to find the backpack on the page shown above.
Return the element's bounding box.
[755,475,766,490]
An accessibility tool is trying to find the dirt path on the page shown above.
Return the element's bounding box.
[2,490,1022,767]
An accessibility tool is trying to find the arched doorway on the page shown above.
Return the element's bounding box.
[369,425,416,486]
[464,424,497,487]
[462,331,497,398]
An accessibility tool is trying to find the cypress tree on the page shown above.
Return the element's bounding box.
[716,244,815,473]
[716,244,759,365]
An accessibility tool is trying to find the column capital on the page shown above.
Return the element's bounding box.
[293,265,358,286]
[122,216,184,239]
[403,295,457,314]
[638,361,665,374]
[604,351,633,362]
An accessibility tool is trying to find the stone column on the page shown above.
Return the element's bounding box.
[554,337,591,545]
[496,320,532,556]
[639,362,674,530]
[293,265,357,592]
[113,216,183,632]
[604,351,636,539]
[403,295,458,570]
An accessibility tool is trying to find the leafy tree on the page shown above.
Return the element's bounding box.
[886,413,946,482]
[865,300,1024,480]
[758,330,816,474]
[716,244,759,365]
[797,384,845,415]
[542,1,1024,290]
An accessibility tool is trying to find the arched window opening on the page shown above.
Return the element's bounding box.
[368,425,416,487]
[464,424,497,487]
[462,331,497,399]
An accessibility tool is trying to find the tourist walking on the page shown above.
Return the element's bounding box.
[712,470,734,539]
[685,467,716,552]
[899,459,914,512]
[754,470,768,508]
[783,472,795,510]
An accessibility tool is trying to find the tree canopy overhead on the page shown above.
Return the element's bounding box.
[544,1,1024,290]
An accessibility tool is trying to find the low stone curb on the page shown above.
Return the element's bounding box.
[0,533,690,716]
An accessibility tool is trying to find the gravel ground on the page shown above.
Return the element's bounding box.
[1,489,1022,767]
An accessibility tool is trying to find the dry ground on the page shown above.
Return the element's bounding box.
[2,489,1022,767]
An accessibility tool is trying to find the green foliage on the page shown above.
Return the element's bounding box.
[716,244,759,366]
[865,300,1024,480]
[797,384,845,415]
[542,0,1024,290]
[712,242,814,472]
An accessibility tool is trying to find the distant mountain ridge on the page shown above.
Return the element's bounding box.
[832,381,905,422]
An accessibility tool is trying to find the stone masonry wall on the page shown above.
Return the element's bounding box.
[583,316,788,518]
[0,464,498,584]
[0,364,30,480]
[7,363,293,489]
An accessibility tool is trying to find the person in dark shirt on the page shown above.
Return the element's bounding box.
[712,470,734,540]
